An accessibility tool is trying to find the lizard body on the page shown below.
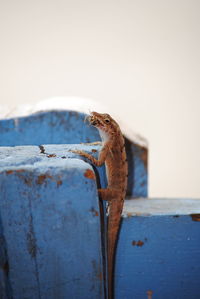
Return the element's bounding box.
[72,112,128,299]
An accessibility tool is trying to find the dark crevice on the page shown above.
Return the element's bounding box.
[38,145,57,158]
[0,218,13,299]
[28,198,42,299]
[124,137,134,197]
[92,165,108,299]
[39,145,46,154]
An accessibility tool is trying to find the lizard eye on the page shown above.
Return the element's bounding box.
[105,119,110,123]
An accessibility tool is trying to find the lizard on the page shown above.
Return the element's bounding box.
[71,111,128,299]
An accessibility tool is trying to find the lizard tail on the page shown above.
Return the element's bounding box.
[107,200,124,299]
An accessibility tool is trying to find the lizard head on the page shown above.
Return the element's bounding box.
[87,112,120,140]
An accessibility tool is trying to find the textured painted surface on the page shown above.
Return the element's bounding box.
[115,206,200,299]
[0,110,147,197]
[0,145,200,298]
[0,111,98,146]
[0,146,104,299]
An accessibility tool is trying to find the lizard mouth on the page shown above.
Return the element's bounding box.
[87,115,99,127]
[87,112,109,131]
[91,120,98,126]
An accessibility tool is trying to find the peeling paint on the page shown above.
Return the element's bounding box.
[57,180,62,187]
[84,169,95,180]
[90,207,99,217]
[132,239,147,247]
[39,145,45,154]
[6,169,25,175]
[6,170,14,175]
[190,214,200,221]
[37,174,53,184]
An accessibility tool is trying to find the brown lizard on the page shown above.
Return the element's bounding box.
[71,111,128,299]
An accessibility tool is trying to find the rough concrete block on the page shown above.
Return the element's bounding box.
[115,198,200,299]
[0,145,105,299]
[0,110,148,197]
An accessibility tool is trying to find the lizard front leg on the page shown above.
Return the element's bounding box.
[70,144,109,167]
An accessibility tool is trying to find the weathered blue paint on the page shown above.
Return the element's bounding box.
[0,146,105,299]
[0,217,11,299]
[0,111,99,146]
[0,111,98,146]
[0,110,147,197]
[0,144,200,298]
[115,202,200,299]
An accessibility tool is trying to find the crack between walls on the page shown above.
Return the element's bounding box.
[27,197,42,299]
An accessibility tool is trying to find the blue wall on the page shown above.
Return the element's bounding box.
[0,147,105,298]
[116,215,200,299]
[0,111,148,198]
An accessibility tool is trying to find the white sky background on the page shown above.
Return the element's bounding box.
[0,0,199,198]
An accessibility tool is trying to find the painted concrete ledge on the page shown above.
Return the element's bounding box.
[0,142,147,198]
[115,198,200,299]
[1,145,199,299]
[123,197,200,217]
[0,110,148,197]
[0,146,105,299]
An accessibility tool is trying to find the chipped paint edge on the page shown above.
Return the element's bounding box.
[122,197,200,217]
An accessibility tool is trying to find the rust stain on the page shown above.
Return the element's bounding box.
[6,169,25,175]
[92,149,97,153]
[90,207,99,217]
[126,212,133,218]
[37,174,53,184]
[132,240,145,247]
[47,154,57,158]
[147,290,153,299]
[57,180,62,187]
[84,169,95,180]
[16,169,25,173]
[37,175,47,184]
[6,170,14,175]
[191,214,200,221]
